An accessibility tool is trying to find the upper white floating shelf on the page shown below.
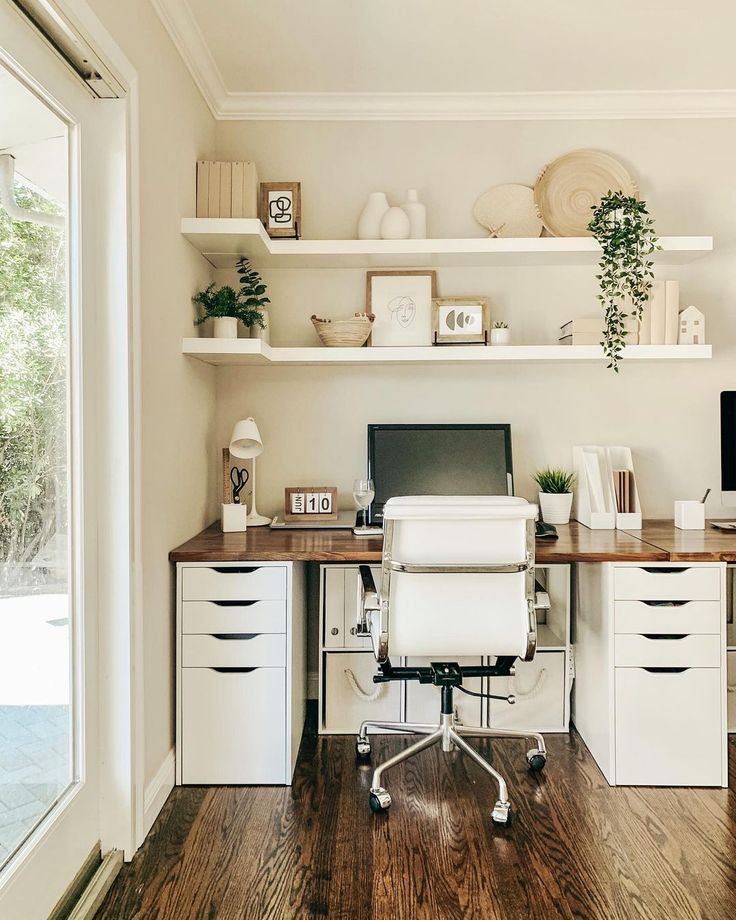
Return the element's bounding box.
[181,218,714,269]
[182,338,712,367]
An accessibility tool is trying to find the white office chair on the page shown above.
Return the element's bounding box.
[355,495,546,827]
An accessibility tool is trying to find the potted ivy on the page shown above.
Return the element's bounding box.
[588,191,659,372]
[192,256,269,339]
[533,467,575,525]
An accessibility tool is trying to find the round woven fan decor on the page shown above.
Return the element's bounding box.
[472,183,542,238]
[534,150,637,237]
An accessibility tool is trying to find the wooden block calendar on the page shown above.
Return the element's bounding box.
[284,486,338,523]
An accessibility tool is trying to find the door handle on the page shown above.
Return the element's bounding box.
[210,667,257,673]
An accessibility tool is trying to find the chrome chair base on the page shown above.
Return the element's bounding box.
[356,712,547,827]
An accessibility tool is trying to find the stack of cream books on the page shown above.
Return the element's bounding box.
[560,280,679,346]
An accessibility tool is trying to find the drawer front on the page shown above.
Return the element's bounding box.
[728,651,736,733]
[614,633,720,668]
[182,565,287,602]
[182,633,286,668]
[322,652,400,733]
[405,657,482,727]
[615,667,722,785]
[614,566,720,602]
[488,651,566,732]
[615,600,722,635]
[182,666,286,784]
[182,600,286,635]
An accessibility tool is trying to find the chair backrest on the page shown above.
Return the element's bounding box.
[375,495,537,660]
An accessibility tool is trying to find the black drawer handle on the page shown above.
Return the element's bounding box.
[642,667,690,673]
[641,600,689,608]
[210,667,257,673]
[641,567,688,575]
[212,566,260,574]
[210,600,258,608]
[642,634,687,640]
[210,633,258,640]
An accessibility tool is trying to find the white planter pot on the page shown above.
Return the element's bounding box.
[250,310,270,345]
[357,192,390,240]
[213,316,239,339]
[538,492,573,525]
[380,206,411,240]
[491,328,511,345]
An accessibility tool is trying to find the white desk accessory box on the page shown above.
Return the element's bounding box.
[674,500,705,530]
[221,447,248,533]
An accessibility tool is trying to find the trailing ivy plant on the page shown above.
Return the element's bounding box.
[192,256,269,328]
[588,192,659,373]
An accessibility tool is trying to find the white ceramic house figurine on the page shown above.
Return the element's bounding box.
[678,305,706,344]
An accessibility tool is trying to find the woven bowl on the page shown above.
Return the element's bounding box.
[311,313,374,347]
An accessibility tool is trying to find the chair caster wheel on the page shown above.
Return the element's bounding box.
[526,748,547,772]
[369,788,391,813]
[491,801,512,827]
[356,737,371,762]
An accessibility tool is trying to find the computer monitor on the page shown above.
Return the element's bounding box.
[367,423,513,523]
[721,391,736,503]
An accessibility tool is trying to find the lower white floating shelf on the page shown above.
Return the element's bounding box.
[182,338,712,367]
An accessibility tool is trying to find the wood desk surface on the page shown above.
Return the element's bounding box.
[170,520,671,564]
[623,520,736,562]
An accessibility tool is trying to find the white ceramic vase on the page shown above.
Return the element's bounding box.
[357,192,390,240]
[402,189,427,239]
[214,316,239,339]
[490,327,511,345]
[539,492,573,525]
[380,206,411,240]
[250,309,270,345]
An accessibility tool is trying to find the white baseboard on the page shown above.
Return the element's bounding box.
[307,670,319,700]
[142,748,175,840]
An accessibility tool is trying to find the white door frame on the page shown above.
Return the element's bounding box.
[0,1,144,905]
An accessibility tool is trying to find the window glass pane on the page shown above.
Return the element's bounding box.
[0,69,72,868]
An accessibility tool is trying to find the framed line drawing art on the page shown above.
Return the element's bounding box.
[366,270,438,346]
[432,297,489,344]
[260,181,301,238]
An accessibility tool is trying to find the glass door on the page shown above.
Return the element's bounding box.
[0,4,114,916]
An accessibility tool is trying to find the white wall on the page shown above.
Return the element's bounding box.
[213,119,736,520]
[88,0,217,786]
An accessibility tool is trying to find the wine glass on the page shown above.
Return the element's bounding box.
[352,478,375,530]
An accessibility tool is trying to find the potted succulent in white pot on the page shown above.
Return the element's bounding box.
[192,257,269,339]
[533,467,575,525]
[490,321,510,345]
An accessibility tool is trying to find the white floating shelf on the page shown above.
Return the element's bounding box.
[181,218,713,269]
[182,338,712,367]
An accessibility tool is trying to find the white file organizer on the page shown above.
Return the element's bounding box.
[573,446,641,530]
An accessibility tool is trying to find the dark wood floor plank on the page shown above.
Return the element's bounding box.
[97,729,736,920]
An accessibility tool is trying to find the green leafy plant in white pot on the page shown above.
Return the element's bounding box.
[533,467,576,525]
[490,321,510,345]
[192,257,269,339]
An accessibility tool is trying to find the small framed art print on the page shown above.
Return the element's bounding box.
[432,297,489,345]
[260,181,301,238]
[366,270,438,346]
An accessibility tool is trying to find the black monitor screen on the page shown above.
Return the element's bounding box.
[367,424,513,521]
[721,392,736,492]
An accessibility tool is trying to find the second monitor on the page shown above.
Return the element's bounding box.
[367,423,513,524]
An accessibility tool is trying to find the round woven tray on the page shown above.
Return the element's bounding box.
[534,149,637,237]
[473,184,542,238]
[311,312,374,347]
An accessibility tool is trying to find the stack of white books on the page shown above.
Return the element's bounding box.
[639,280,679,345]
[559,317,638,345]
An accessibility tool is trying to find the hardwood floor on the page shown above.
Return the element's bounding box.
[98,719,736,920]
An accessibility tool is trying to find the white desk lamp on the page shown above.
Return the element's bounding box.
[229,417,271,526]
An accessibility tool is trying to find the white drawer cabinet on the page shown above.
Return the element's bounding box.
[176,562,306,786]
[615,667,722,786]
[573,562,728,787]
[728,651,736,732]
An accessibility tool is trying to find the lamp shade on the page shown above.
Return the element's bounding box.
[229,417,263,459]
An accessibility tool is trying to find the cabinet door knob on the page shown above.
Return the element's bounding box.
[350,627,357,636]
[331,627,339,635]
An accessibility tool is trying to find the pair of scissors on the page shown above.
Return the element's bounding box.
[230,466,249,504]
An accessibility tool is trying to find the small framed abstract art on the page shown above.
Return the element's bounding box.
[432,296,489,345]
[259,181,301,238]
[366,270,438,346]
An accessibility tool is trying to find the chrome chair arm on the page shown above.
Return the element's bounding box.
[358,564,379,637]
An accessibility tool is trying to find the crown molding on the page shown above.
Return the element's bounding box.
[215,89,736,121]
[152,3,736,122]
[151,0,227,115]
